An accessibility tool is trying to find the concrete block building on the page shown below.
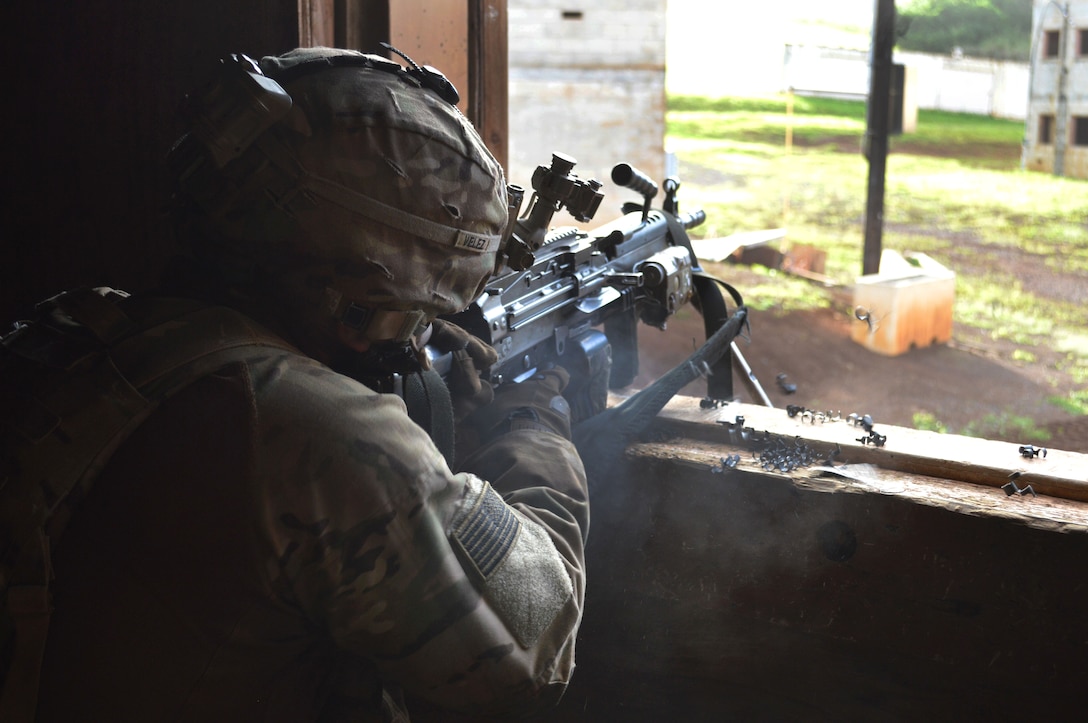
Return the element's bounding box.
[1023,0,1088,178]
[508,0,667,223]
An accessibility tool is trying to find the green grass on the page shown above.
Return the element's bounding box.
[672,95,1088,246]
[1049,389,1088,415]
[961,412,1053,443]
[901,107,1025,151]
[668,92,1088,424]
[912,412,947,433]
[912,409,1054,442]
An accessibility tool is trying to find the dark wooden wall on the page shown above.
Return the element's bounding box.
[416,445,1088,721]
[545,456,1088,720]
[1,1,300,322]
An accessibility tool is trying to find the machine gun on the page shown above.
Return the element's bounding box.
[429,152,766,424]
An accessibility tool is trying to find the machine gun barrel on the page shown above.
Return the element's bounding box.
[611,163,658,201]
[611,162,658,221]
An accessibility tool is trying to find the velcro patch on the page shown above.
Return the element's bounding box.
[451,478,573,647]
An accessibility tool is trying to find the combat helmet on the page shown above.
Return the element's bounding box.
[169,47,509,359]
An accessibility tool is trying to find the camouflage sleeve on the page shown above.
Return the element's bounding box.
[247,353,588,717]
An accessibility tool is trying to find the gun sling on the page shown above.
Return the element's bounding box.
[663,212,746,401]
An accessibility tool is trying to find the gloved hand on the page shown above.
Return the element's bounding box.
[463,368,574,444]
[425,318,498,422]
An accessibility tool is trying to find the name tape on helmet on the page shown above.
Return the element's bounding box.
[454,230,499,253]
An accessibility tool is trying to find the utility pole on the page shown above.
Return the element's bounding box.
[1054,2,1070,177]
[863,0,897,276]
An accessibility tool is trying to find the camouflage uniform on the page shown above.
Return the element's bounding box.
[31,47,589,721]
[35,302,588,722]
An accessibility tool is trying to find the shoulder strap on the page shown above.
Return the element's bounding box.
[0,288,297,722]
[402,369,455,467]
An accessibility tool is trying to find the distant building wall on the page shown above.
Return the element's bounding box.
[898,51,1029,120]
[508,0,667,223]
[782,45,1030,121]
[1023,0,1088,179]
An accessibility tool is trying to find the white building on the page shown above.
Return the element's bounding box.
[1023,0,1088,178]
[508,1,667,223]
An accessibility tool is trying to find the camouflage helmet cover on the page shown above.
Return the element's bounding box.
[177,47,508,346]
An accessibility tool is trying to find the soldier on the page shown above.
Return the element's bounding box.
[6,47,588,721]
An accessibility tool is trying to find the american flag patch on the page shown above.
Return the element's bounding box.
[454,483,520,578]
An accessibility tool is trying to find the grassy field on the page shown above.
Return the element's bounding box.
[667,93,1088,415]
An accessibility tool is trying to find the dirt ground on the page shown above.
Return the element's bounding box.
[634,266,1088,455]
[647,124,1088,452]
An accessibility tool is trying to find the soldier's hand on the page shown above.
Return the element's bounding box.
[426,319,497,422]
[464,368,574,443]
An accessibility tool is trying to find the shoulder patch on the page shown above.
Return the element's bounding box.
[451,478,573,647]
[453,480,520,578]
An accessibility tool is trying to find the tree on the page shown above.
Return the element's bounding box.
[896,0,1032,61]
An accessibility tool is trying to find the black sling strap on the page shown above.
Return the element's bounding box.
[403,368,456,468]
[663,212,747,401]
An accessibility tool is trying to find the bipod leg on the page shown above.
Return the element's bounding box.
[731,341,773,408]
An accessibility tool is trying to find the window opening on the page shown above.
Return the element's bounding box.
[1074,117,1088,147]
[1044,29,1061,58]
[1039,114,1055,145]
